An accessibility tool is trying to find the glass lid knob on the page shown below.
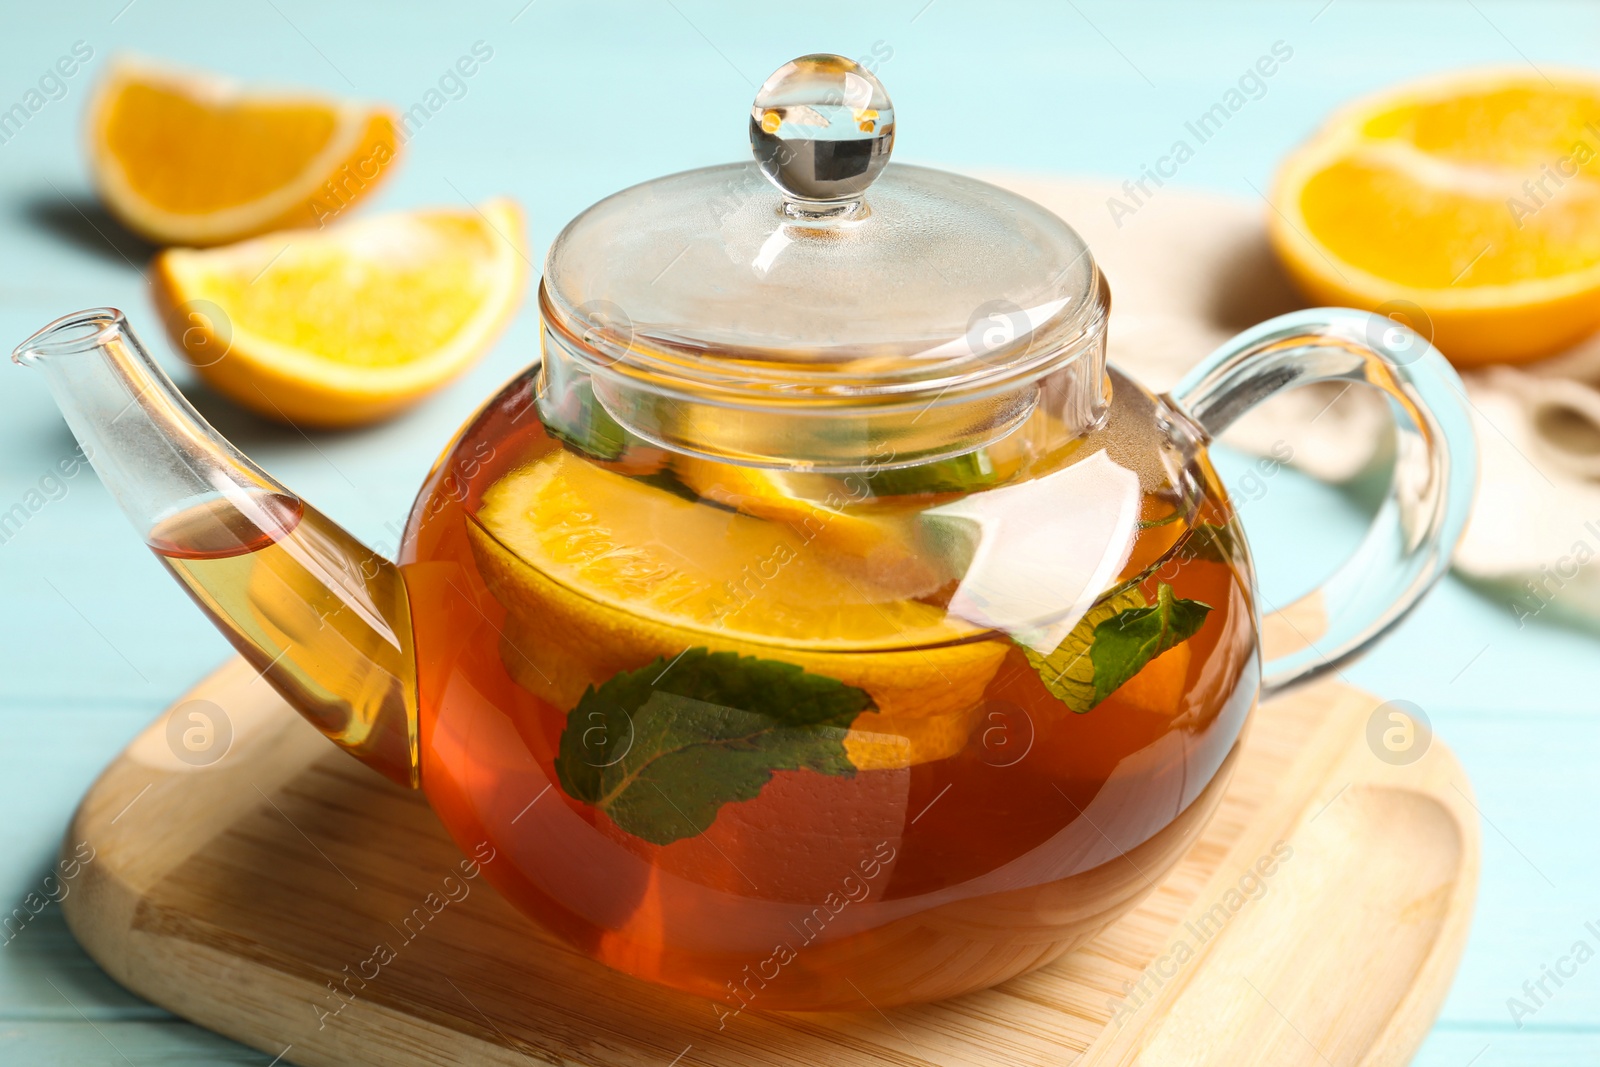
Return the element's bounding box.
[750,54,894,216]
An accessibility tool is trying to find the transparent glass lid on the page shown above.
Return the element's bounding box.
[540,54,1107,394]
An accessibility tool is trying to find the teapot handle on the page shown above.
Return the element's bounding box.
[1165,307,1477,698]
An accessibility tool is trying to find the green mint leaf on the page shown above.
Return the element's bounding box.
[1089,584,1212,707]
[1020,587,1148,713]
[541,379,630,462]
[1020,583,1212,713]
[866,449,999,497]
[1090,520,1242,611]
[554,649,873,846]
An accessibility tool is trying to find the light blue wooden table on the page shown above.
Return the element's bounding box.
[3,1,1597,1062]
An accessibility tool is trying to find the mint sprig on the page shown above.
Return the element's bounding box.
[554,649,873,846]
[1022,582,1211,713]
[1088,584,1211,706]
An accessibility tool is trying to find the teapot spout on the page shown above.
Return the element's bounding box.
[13,309,418,787]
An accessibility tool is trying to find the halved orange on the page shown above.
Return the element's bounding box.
[88,56,401,245]
[151,198,527,426]
[1270,68,1600,365]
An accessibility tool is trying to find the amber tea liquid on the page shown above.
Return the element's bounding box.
[149,489,417,782]
[401,370,1259,1012]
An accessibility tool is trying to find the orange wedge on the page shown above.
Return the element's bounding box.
[152,199,527,426]
[88,56,401,245]
[1270,68,1600,366]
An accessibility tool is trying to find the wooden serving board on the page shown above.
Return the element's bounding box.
[61,657,1477,1067]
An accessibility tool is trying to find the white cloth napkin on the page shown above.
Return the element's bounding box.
[982,174,1593,627]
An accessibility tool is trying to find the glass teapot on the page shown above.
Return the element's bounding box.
[15,55,1474,1013]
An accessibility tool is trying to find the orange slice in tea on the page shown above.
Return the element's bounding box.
[670,455,946,597]
[88,57,401,245]
[468,449,1006,767]
[152,199,527,427]
[672,456,895,558]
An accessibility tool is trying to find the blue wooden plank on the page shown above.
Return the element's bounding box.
[1417,1028,1600,1067]
[0,1022,267,1065]
[1416,713,1600,1030]
[0,708,170,1019]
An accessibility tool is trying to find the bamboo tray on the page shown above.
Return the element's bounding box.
[61,657,1477,1066]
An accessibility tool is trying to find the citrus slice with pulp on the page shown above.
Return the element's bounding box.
[1270,68,1600,365]
[88,56,401,246]
[670,454,947,596]
[672,456,895,558]
[152,198,527,426]
[467,449,1006,767]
